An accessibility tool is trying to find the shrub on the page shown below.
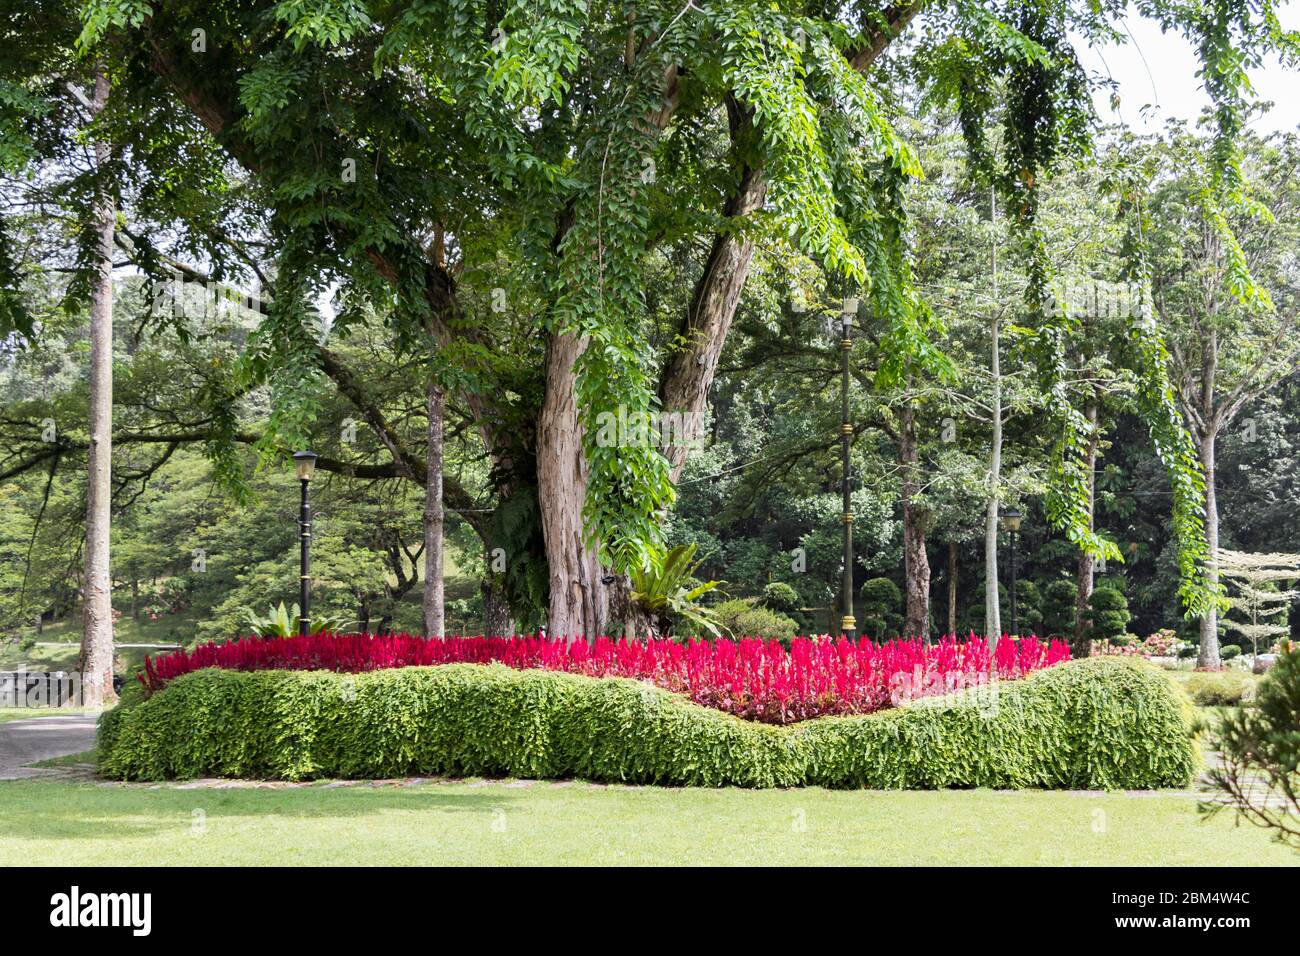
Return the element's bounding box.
[1016,579,1044,636]
[707,600,799,646]
[1087,586,1131,642]
[99,657,1198,789]
[1220,644,1241,660]
[859,578,903,639]
[760,582,800,614]
[1182,669,1255,706]
[140,632,1069,725]
[1041,579,1078,638]
[1142,629,1182,657]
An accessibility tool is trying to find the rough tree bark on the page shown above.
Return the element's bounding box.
[536,332,609,641]
[80,67,116,709]
[658,156,767,481]
[1198,429,1221,667]
[422,375,444,638]
[482,579,514,637]
[1073,401,1099,655]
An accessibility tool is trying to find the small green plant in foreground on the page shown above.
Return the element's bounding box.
[1204,650,1300,848]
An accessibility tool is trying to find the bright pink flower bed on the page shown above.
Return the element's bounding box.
[140,633,1071,725]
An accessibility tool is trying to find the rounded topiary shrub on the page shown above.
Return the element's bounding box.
[1087,585,1131,642]
[760,581,800,614]
[859,577,903,639]
[99,657,1198,790]
[709,598,798,643]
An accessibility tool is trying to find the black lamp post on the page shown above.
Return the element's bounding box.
[840,296,859,640]
[293,450,318,637]
[999,505,1022,637]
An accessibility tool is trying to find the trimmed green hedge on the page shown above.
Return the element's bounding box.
[98,657,1199,789]
[1182,669,1257,706]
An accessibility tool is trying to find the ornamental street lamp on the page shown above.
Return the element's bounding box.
[293,450,318,637]
[840,296,860,640]
[999,505,1022,637]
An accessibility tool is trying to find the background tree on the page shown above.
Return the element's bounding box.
[1136,129,1300,666]
[1218,549,1300,655]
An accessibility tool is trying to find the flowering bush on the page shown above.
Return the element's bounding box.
[141,632,1070,725]
[1092,630,1187,659]
[1141,629,1183,656]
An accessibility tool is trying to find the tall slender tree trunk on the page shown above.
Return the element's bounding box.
[537,331,609,641]
[1074,402,1099,655]
[422,374,444,638]
[984,314,1003,646]
[985,191,1002,648]
[1198,429,1222,667]
[947,540,958,637]
[80,68,116,710]
[899,403,930,639]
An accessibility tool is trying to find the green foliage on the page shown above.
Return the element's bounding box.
[629,543,725,637]
[1182,669,1254,707]
[710,598,798,644]
[1087,586,1131,642]
[859,577,902,640]
[761,582,800,614]
[97,658,1198,790]
[1016,579,1044,635]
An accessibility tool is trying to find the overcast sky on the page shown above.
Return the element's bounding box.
[1074,5,1300,136]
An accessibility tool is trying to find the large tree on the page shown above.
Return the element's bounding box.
[1138,129,1300,666]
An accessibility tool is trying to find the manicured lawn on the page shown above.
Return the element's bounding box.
[1,774,1294,866]
[0,708,92,726]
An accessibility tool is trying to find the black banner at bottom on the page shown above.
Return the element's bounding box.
[0,866,1289,942]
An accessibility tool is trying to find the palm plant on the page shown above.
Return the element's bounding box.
[240,602,353,638]
[629,543,726,638]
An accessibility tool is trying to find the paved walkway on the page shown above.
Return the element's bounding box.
[0,714,99,780]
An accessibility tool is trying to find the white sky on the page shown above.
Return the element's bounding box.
[1074,4,1300,135]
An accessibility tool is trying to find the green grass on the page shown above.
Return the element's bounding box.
[1,611,197,675]
[0,707,92,725]
[28,748,98,769]
[0,774,1294,866]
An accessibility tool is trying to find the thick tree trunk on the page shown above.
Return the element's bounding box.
[1198,430,1222,668]
[654,17,916,483]
[947,540,958,637]
[80,68,116,710]
[422,375,445,638]
[537,331,609,641]
[984,315,1003,646]
[899,403,930,640]
[607,576,657,639]
[482,579,514,637]
[658,162,767,482]
[1074,402,1099,655]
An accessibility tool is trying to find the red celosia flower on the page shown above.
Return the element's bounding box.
[136,632,1070,725]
